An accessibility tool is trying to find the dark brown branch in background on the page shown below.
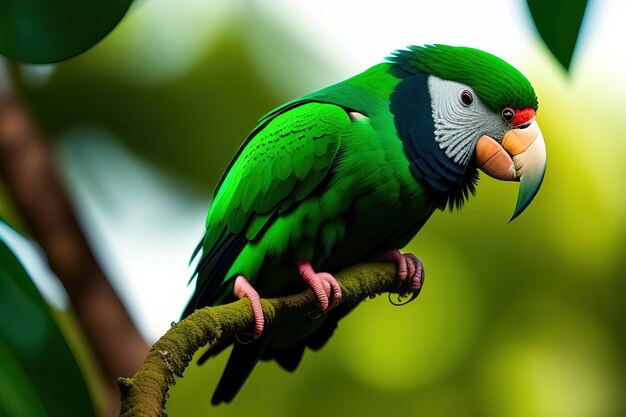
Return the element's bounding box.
[118,263,403,417]
[0,67,149,416]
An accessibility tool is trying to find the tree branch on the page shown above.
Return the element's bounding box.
[0,63,149,417]
[118,263,405,417]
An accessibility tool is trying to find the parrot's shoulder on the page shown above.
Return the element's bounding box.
[210,101,349,205]
[202,101,352,252]
[258,63,400,125]
[185,101,352,315]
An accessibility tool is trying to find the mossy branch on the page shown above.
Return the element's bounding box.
[118,263,406,417]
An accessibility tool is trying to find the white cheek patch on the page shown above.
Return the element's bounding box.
[428,76,507,167]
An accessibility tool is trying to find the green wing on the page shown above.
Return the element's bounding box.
[184,102,350,316]
[208,101,347,239]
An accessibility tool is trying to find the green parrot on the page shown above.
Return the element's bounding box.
[183,44,546,404]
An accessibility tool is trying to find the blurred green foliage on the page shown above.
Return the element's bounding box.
[527,0,589,70]
[18,3,336,191]
[0,0,131,63]
[2,1,625,417]
[0,223,96,417]
[23,25,279,189]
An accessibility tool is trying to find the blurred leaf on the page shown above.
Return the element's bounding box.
[0,0,132,63]
[0,223,97,417]
[527,0,588,70]
[19,7,338,191]
[24,23,282,190]
[0,186,23,234]
[0,337,49,417]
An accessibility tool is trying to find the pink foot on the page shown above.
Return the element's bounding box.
[233,275,264,339]
[372,249,424,294]
[298,261,342,311]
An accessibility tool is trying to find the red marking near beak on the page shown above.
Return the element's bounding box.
[512,108,536,127]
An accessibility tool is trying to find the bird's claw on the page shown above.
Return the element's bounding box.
[233,275,264,339]
[372,249,425,296]
[308,309,323,320]
[298,262,343,314]
[316,272,342,310]
[235,332,254,345]
[405,252,424,294]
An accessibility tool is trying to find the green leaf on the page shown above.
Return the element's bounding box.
[527,0,589,71]
[0,0,132,63]
[24,23,282,189]
[22,12,337,190]
[0,224,97,417]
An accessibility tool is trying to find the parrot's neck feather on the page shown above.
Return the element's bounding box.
[428,76,507,166]
[389,72,478,210]
[387,45,538,112]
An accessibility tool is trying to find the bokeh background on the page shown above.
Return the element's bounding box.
[1,0,625,416]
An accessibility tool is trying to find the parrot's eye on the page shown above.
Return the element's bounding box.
[502,108,515,123]
[459,90,473,106]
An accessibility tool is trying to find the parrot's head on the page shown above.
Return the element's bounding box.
[389,44,545,221]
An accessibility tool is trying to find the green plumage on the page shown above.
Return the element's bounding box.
[183,44,538,404]
[186,63,422,312]
[389,44,538,111]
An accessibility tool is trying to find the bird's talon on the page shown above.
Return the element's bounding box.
[308,309,323,320]
[298,262,343,313]
[373,249,425,297]
[330,292,342,309]
[235,333,254,345]
[233,275,265,338]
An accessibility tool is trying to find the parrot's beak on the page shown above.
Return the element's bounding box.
[475,121,546,221]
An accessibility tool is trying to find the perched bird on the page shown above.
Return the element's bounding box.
[183,44,546,404]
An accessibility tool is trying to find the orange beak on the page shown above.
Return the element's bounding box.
[475,121,547,221]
